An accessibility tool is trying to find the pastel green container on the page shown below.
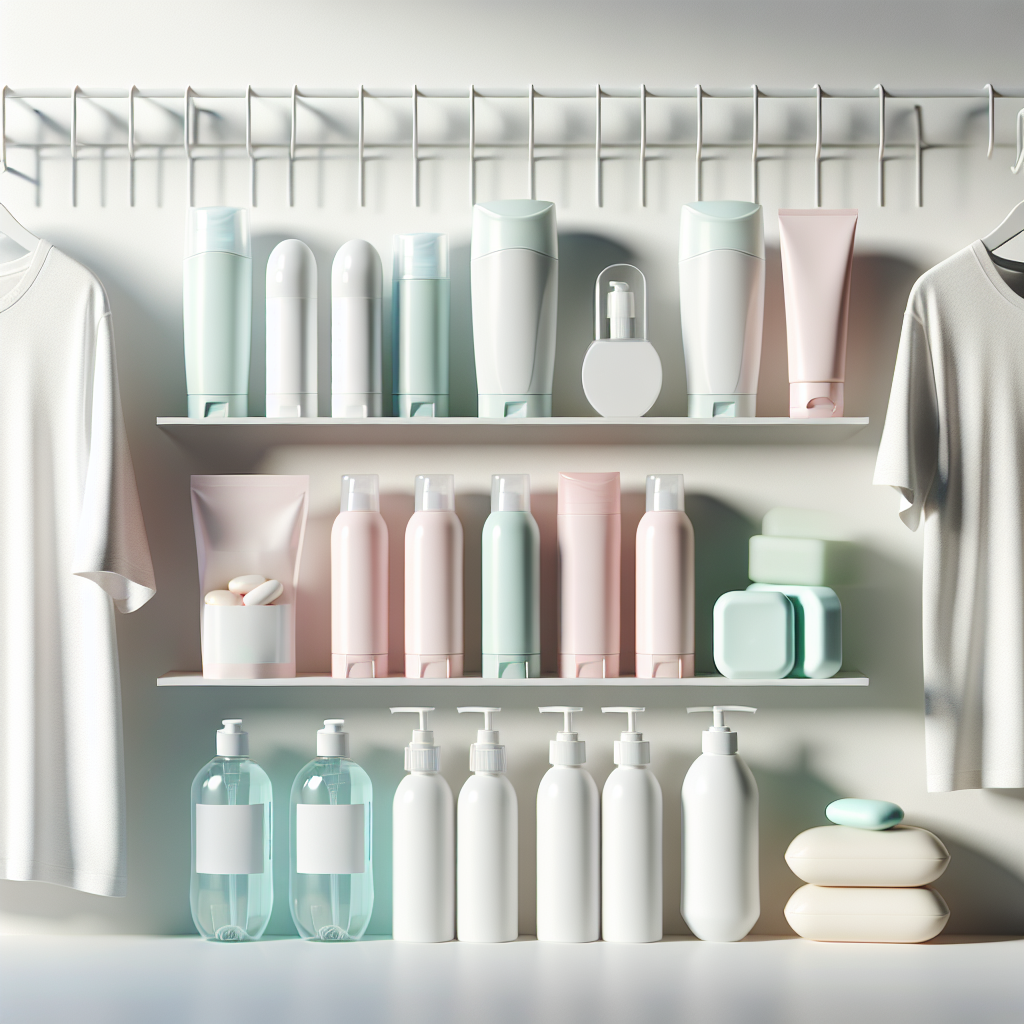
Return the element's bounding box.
[748,534,855,586]
[713,589,794,679]
[748,584,842,678]
[481,474,540,679]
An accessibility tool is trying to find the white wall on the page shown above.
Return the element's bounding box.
[1,0,1022,937]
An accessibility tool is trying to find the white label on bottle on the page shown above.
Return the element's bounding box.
[296,803,365,875]
[195,804,264,875]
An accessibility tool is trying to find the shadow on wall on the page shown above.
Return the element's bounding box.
[449,242,477,416]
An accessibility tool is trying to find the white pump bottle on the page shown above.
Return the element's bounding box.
[536,707,600,942]
[390,707,455,942]
[601,707,663,942]
[456,707,518,942]
[681,705,759,941]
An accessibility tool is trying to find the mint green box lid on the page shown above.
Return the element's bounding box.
[471,200,558,260]
[679,201,764,261]
[713,590,794,679]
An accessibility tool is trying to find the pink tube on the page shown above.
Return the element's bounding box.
[779,209,858,418]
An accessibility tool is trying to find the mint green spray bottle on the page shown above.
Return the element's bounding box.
[481,474,541,678]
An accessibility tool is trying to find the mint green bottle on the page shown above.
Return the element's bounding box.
[481,474,541,678]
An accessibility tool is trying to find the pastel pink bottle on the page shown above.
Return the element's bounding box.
[636,474,695,679]
[332,474,389,678]
[405,475,464,678]
[558,472,621,678]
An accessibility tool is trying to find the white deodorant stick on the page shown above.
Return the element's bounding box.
[266,239,318,418]
[332,240,383,417]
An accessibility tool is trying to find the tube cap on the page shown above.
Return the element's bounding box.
[687,705,756,755]
[558,472,620,515]
[391,707,441,772]
[471,200,558,261]
[332,240,383,299]
[491,474,530,512]
[186,207,250,259]
[790,382,844,419]
[415,474,455,511]
[602,707,650,766]
[540,706,586,765]
[459,707,506,772]
[267,239,316,299]
[646,474,684,512]
[341,474,380,512]
[216,719,249,756]
[317,719,350,758]
[393,233,448,280]
[679,201,764,261]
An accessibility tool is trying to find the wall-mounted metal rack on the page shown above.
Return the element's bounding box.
[2,84,1022,209]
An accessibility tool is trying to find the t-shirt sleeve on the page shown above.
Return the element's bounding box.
[873,305,939,531]
[72,310,157,613]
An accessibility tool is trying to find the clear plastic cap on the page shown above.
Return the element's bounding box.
[415,474,455,512]
[540,706,586,765]
[186,207,251,259]
[216,719,249,756]
[393,233,448,280]
[602,707,650,766]
[342,474,380,512]
[646,474,685,512]
[391,707,440,772]
[491,474,530,512]
[317,719,350,758]
[459,706,506,772]
[687,705,756,755]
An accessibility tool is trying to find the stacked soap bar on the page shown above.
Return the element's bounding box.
[784,799,951,943]
[713,507,845,679]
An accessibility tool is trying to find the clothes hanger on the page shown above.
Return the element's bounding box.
[982,199,1024,254]
[0,202,40,252]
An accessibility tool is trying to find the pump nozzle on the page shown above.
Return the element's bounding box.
[687,706,757,730]
[687,706,756,755]
[217,718,249,756]
[391,706,434,732]
[540,706,586,766]
[317,718,350,757]
[603,706,644,734]
[539,705,582,735]
[391,706,440,771]
[607,281,635,340]
[602,707,650,766]
[458,707,506,773]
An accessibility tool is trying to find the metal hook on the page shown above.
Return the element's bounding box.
[751,84,759,204]
[0,85,7,174]
[813,83,822,207]
[70,85,79,206]
[183,85,193,207]
[639,83,647,207]
[288,84,297,207]
[528,84,535,200]
[595,84,602,208]
[469,84,476,205]
[876,84,886,207]
[127,84,136,206]
[245,85,254,206]
[1013,109,1024,174]
[986,84,995,159]
[913,105,924,207]
[358,84,365,207]
[412,85,419,207]
[694,84,703,202]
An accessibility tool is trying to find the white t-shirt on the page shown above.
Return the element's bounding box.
[0,241,155,896]
[875,240,1024,792]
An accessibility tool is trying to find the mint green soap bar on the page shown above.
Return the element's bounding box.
[826,798,904,830]
[748,535,855,586]
[713,590,794,679]
[748,584,841,678]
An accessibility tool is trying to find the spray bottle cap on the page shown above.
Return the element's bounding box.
[216,719,249,756]
[602,707,651,765]
[491,474,531,512]
[540,706,586,765]
[342,474,380,512]
[415,474,455,512]
[459,706,506,772]
[646,474,685,512]
[687,705,756,755]
[317,719,350,758]
[391,707,441,772]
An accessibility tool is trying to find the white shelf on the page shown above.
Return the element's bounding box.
[156,415,870,447]
[158,671,868,687]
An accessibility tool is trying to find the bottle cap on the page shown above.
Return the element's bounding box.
[602,707,651,765]
[342,474,380,512]
[687,705,756,755]
[186,206,251,259]
[393,233,448,280]
[471,200,558,261]
[459,706,506,772]
[391,707,441,772]
[415,474,455,512]
[646,474,685,512]
[558,472,620,516]
[317,719,350,758]
[266,239,316,299]
[540,706,586,765]
[216,719,249,756]
[679,201,764,261]
[332,239,382,299]
[491,474,530,513]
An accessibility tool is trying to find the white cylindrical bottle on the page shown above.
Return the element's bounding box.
[681,705,759,942]
[390,707,455,942]
[636,474,695,679]
[331,475,388,679]
[405,474,464,678]
[456,707,518,942]
[266,238,317,418]
[536,707,600,942]
[601,707,662,943]
[332,239,383,417]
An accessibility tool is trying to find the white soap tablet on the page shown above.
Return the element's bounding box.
[242,579,284,606]
[204,590,242,606]
[228,574,267,596]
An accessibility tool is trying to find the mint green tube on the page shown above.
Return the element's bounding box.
[481,474,540,679]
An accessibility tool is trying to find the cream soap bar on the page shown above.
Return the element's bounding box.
[786,825,949,887]
[785,884,949,943]
[748,535,855,586]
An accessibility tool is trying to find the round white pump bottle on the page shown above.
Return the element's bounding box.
[601,707,663,942]
[681,705,759,941]
[536,707,600,943]
[456,707,518,942]
[266,238,317,418]
[332,239,383,417]
[390,707,455,942]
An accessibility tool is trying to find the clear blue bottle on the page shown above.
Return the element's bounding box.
[190,720,273,941]
[290,720,374,940]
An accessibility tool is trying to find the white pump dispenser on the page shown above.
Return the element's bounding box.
[600,707,663,942]
[681,705,759,941]
[456,707,518,942]
[390,707,454,942]
[535,707,600,943]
